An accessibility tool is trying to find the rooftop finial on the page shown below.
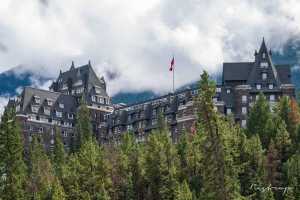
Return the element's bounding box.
[88,60,91,67]
[70,61,75,70]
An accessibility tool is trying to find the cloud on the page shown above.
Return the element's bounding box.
[1,0,300,96]
[0,95,9,117]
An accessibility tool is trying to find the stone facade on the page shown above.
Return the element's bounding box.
[7,39,296,149]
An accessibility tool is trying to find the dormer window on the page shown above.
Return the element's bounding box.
[262,73,267,80]
[216,87,221,93]
[256,84,261,90]
[262,53,266,58]
[46,98,53,106]
[34,96,40,104]
[91,96,96,102]
[226,89,231,94]
[68,113,74,119]
[59,103,64,109]
[260,62,268,68]
[269,84,274,89]
[270,95,275,101]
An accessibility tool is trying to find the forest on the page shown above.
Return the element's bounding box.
[0,71,300,200]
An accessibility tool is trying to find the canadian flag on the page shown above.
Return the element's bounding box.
[169,57,175,71]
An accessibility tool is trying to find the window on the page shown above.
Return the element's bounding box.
[59,103,64,109]
[50,139,54,145]
[242,107,247,114]
[256,84,261,90]
[34,96,40,104]
[260,62,268,68]
[127,124,133,131]
[16,105,20,112]
[226,108,232,115]
[242,95,247,103]
[262,53,266,58]
[256,95,260,101]
[47,99,53,106]
[270,95,275,101]
[91,96,96,102]
[262,73,267,80]
[39,127,44,133]
[68,113,73,119]
[62,131,68,137]
[213,98,218,103]
[226,89,231,94]
[216,87,221,93]
[269,84,274,89]
[31,105,39,113]
[44,107,51,115]
[56,111,62,118]
[241,120,247,128]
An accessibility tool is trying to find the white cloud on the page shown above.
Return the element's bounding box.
[0,0,300,96]
[0,96,9,117]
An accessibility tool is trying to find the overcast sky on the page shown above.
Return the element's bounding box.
[1,0,300,99]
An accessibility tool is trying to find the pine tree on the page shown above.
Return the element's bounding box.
[288,98,300,145]
[75,103,93,151]
[52,126,66,178]
[27,136,55,199]
[240,135,266,199]
[247,93,271,148]
[285,153,300,199]
[0,106,27,200]
[175,180,193,200]
[144,130,179,200]
[114,133,136,200]
[63,138,111,199]
[195,71,243,200]
[50,178,66,200]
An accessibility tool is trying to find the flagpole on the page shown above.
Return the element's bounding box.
[173,63,175,93]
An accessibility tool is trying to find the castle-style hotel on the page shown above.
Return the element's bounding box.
[9,40,295,151]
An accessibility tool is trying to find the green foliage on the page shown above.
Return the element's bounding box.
[247,93,271,148]
[175,180,193,200]
[27,136,55,199]
[196,71,244,200]
[1,71,300,200]
[52,126,66,178]
[144,130,179,200]
[0,106,27,200]
[75,103,93,151]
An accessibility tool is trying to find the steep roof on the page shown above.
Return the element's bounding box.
[20,87,77,115]
[222,62,253,83]
[51,61,108,96]
[275,64,292,84]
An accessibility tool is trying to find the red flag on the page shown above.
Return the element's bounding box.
[169,57,175,71]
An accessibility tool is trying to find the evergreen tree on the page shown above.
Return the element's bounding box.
[75,103,93,151]
[144,130,179,200]
[247,93,271,148]
[240,135,266,199]
[27,136,55,199]
[52,126,66,178]
[285,153,300,199]
[175,180,193,200]
[195,71,243,200]
[288,98,300,145]
[63,138,111,200]
[0,106,27,200]
[114,133,136,200]
[50,178,66,200]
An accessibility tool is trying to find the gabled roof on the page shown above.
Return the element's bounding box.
[51,61,108,96]
[247,38,280,85]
